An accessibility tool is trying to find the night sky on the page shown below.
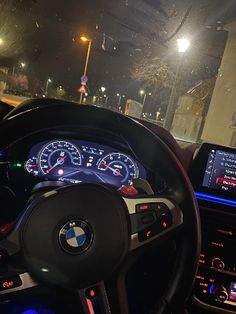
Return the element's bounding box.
[1,0,236,102]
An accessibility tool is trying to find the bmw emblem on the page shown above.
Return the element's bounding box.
[59,220,93,254]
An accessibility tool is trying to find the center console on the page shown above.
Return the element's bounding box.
[189,143,236,313]
[194,210,236,312]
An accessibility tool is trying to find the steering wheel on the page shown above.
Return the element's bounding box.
[0,99,201,314]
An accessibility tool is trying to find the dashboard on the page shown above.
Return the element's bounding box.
[0,132,151,231]
[24,139,146,187]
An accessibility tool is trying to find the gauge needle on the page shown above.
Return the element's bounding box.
[101,162,122,176]
[46,156,66,174]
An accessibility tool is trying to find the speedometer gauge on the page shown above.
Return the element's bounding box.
[97,152,139,185]
[39,140,82,177]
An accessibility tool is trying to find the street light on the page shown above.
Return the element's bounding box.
[45,78,52,96]
[79,35,92,104]
[139,90,152,114]
[116,93,121,106]
[177,38,190,53]
[139,90,152,106]
[139,90,147,106]
[164,38,190,130]
[99,87,106,106]
[12,61,26,78]
[0,38,3,45]
[81,36,89,42]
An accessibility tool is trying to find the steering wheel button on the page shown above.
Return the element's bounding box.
[0,276,22,291]
[153,203,169,211]
[136,203,152,212]
[85,287,98,299]
[162,221,168,228]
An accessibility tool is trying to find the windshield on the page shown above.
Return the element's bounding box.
[0,0,235,147]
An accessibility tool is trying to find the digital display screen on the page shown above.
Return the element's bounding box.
[202,149,236,193]
[229,282,236,302]
[24,139,146,188]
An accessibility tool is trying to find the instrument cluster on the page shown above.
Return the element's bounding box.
[24,139,146,187]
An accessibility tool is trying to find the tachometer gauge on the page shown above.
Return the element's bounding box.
[97,152,139,185]
[25,157,39,176]
[39,140,82,177]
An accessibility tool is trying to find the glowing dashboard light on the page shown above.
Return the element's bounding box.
[210,284,215,295]
[10,162,23,169]
[58,169,64,175]
[195,192,236,207]
[22,310,39,314]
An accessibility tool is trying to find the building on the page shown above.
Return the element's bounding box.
[201,20,236,147]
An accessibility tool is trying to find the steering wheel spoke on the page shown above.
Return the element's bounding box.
[0,272,38,296]
[122,195,183,250]
[79,281,111,314]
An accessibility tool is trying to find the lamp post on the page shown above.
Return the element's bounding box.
[140,90,151,106]
[45,78,52,96]
[79,36,92,103]
[12,61,27,77]
[164,38,190,131]
[117,93,122,106]
[100,86,106,105]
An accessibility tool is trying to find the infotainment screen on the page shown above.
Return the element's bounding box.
[202,149,236,193]
[189,143,236,207]
[229,282,236,302]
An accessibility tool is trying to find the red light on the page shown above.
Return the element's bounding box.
[118,185,138,195]
[2,281,13,288]
[86,299,95,314]
[162,221,167,228]
[90,289,95,297]
[196,275,205,280]
[139,205,149,211]
[0,222,15,236]
[146,230,152,238]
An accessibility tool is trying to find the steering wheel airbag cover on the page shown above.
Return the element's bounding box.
[20,184,129,289]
